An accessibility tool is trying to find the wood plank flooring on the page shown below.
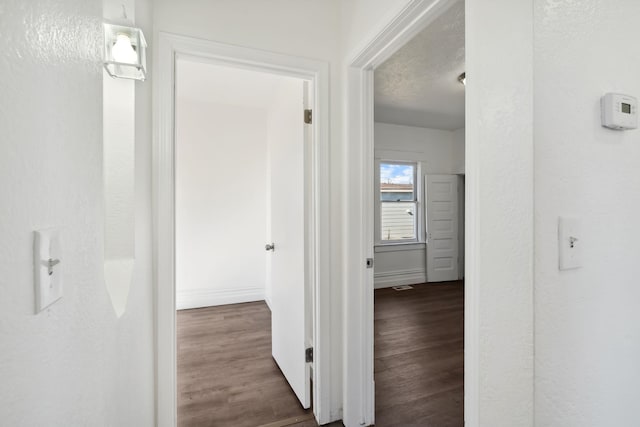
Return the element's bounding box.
[177,301,340,427]
[177,281,463,426]
[374,281,464,426]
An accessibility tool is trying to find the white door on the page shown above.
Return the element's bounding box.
[425,174,459,282]
[267,78,310,408]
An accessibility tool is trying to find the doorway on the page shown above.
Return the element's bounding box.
[174,58,312,425]
[154,33,333,427]
[343,0,470,424]
[371,1,465,423]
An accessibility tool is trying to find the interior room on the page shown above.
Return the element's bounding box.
[174,58,317,426]
[372,2,465,425]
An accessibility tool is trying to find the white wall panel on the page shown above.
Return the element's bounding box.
[175,99,268,309]
[0,0,155,424]
[534,0,640,425]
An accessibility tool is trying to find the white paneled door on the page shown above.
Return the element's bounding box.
[425,174,459,282]
[267,78,310,409]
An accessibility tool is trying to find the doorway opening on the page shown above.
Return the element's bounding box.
[154,33,333,427]
[344,0,468,425]
[174,58,314,426]
[372,1,465,424]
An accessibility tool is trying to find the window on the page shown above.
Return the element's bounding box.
[379,161,418,242]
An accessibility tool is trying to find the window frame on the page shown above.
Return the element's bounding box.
[376,159,421,245]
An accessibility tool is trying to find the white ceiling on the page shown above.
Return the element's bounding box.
[374,1,465,131]
[176,58,295,109]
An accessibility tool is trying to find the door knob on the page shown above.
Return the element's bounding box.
[265,243,275,251]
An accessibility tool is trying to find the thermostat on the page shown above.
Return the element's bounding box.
[601,93,637,130]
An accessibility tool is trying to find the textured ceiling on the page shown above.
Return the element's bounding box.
[374,1,465,130]
[176,58,295,109]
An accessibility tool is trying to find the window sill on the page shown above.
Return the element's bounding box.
[374,242,426,253]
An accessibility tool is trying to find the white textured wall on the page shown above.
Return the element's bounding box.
[0,0,154,425]
[175,99,268,309]
[340,0,412,58]
[375,122,463,173]
[466,0,534,425]
[451,127,465,174]
[534,1,640,425]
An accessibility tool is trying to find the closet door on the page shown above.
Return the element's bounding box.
[425,174,459,282]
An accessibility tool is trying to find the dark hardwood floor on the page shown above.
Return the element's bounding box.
[177,301,341,427]
[375,281,464,426]
[177,281,463,427]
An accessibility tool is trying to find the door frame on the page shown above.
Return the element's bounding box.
[153,32,332,426]
[343,0,535,426]
[344,0,465,425]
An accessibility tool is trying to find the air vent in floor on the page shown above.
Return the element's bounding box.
[392,285,414,291]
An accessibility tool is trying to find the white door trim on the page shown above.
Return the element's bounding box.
[343,1,464,426]
[344,0,535,426]
[153,32,332,426]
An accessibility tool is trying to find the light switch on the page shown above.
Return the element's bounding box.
[34,229,63,313]
[558,217,582,270]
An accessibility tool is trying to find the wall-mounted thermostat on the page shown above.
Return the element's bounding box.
[601,93,637,130]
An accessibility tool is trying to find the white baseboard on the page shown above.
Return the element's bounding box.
[374,268,427,289]
[176,287,265,310]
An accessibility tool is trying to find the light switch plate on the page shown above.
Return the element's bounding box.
[34,229,63,313]
[558,217,582,270]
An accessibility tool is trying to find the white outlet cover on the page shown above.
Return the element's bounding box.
[34,229,63,313]
[558,217,582,271]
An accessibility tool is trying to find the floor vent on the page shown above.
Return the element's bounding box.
[392,285,414,291]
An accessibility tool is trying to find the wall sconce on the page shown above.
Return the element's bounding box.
[103,23,147,81]
[457,72,466,86]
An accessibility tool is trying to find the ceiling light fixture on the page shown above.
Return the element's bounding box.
[457,72,466,86]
